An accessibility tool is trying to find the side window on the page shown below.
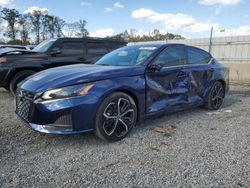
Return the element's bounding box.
[87,42,108,54]
[188,47,211,65]
[153,45,186,67]
[60,42,84,56]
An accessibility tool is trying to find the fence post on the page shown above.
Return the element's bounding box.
[209,27,213,53]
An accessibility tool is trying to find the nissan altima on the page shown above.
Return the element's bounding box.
[15,44,229,141]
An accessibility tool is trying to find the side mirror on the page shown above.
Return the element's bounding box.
[50,48,62,56]
[147,64,162,72]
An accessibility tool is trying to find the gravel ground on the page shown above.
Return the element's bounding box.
[0,86,249,188]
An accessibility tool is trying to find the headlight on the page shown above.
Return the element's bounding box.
[41,83,94,100]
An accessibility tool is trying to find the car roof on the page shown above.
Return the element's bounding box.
[0,45,25,47]
[127,43,211,55]
[54,37,127,44]
[127,43,186,48]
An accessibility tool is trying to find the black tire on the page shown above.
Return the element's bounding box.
[9,70,36,96]
[94,92,137,141]
[3,86,10,91]
[205,81,225,110]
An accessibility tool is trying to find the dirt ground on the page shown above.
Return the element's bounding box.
[0,85,249,187]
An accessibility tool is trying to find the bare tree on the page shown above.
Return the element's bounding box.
[18,14,30,44]
[54,16,65,37]
[75,19,88,37]
[41,14,50,40]
[41,14,65,40]
[64,22,78,37]
[129,29,137,38]
[0,7,91,43]
[152,29,161,40]
[28,10,43,44]
[47,15,56,38]
[1,8,20,41]
[122,30,130,41]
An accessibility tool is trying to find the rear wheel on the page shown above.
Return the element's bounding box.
[9,70,36,96]
[94,92,137,141]
[206,81,225,110]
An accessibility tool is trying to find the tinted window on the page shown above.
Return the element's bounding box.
[188,47,211,64]
[61,42,84,55]
[153,45,186,67]
[33,39,56,53]
[87,42,108,54]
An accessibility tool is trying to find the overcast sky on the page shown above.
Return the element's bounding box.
[1,0,250,38]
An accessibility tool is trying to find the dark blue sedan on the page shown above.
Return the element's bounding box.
[15,44,229,141]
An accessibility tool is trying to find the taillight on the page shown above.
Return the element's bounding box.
[0,57,7,64]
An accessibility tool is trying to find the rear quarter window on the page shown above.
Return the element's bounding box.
[61,42,84,55]
[188,47,211,65]
[87,42,108,54]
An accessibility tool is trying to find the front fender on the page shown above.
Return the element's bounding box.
[89,75,146,121]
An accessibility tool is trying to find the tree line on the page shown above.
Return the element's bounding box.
[0,7,183,45]
[110,29,184,42]
[0,7,88,45]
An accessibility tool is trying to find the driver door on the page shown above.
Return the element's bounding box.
[145,45,190,114]
[49,41,86,68]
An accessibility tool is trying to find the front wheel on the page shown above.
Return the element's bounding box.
[206,81,225,110]
[94,92,137,141]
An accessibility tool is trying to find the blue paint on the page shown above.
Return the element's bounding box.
[16,44,229,134]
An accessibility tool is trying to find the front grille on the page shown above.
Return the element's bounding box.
[16,88,34,122]
[54,114,72,126]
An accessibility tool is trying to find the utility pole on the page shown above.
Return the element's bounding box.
[209,26,213,53]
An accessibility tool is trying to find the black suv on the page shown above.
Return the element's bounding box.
[0,37,126,94]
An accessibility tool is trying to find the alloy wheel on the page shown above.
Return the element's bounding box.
[102,98,135,138]
[211,82,224,109]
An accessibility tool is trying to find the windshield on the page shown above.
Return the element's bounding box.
[32,39,57,53]
[95,46,158,66]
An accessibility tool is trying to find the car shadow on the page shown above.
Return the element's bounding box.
[127,94,243,139]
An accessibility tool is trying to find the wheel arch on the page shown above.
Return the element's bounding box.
[6,66,43,85]
[100,88,141,122]
[217,79,226,97]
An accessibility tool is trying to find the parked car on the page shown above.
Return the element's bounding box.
[15,43,229,141]
[0,45,27,50]
[0,37,126,94]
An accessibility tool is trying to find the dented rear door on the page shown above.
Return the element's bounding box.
[186,46,214,105]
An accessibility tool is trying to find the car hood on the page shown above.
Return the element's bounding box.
[0,47,37,56]
[21,64,144,92]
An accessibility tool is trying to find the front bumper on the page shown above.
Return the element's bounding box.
[15,89,100,134]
